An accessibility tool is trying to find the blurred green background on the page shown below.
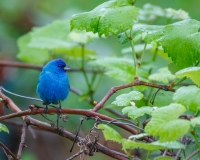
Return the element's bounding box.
[0,0,200,159]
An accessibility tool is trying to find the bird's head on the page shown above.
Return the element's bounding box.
[43,59,70,73]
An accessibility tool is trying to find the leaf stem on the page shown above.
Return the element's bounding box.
[128,28,138,78]
[146,150,151,160]
[139,42,147,65]
[81,44,93,103]
[192,129,200,149]
[174,76,187,87]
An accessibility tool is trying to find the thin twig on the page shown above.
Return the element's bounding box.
[66,150,85,160]
[92,80,175,112]
[174,149,182,160]
[0,142,18,160]
[185,149,200,160]
[17,121,28,159]
[25,116,139,160]
[0,61,100,73]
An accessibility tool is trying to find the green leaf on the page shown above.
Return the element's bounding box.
[69,30,99,44]
[17,34,49,64]
[70,0,139,37]
[168,62,179,75]
[98,124,123,143]
[149,67,175,84]
[0,123,9,133]
[122,106,153,119]
[112,91,143,107]
[118,24,164,45]
[175,67,200,86]
[191,116,200,127]
[91,57,135,82]
[159,19,200,69]
[54,46,96,59]
[122,140,185,151]
[29,20,76,50]
[145,103,190,142]
[173,86,200,112]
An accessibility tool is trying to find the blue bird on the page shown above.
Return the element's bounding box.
[36,58,70,111]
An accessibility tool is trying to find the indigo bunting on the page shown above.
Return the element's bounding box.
[36,59,70,110]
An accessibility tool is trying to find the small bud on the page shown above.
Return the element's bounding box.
[93,101,98,105]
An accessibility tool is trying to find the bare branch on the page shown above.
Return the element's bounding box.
[0,87,24,120]
[0,106,138,135]
[92,80,175,112]
[185,149,200,160]
[0,142,18,160]
[25,116,139,160]
[0,60,99,73]
[17,121,28,159]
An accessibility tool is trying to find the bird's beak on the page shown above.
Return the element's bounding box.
[64,65,71,71]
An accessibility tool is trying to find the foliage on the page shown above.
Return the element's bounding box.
[145,103,190,142]
[122,106,153,119]
[3,0,200,159]
[112,91,143,106]
[173,86,200,111]
[0,123,9,133]
[70,0,139,37]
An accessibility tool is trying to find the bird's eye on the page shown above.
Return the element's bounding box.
[58,64,61,68]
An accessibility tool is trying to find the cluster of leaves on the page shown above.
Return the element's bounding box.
[17,20,98,64]
[15,0,200,159]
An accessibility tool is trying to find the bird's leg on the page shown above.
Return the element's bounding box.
[45,105,48,113]
[56,101,62,130]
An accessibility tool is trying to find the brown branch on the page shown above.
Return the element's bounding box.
[17,121,28,159]
[0,106,138,135]
[185,149,200,160]
[0,88,24,120]
[25,116,139,160]
[92,80,175,112]
[0,142,18,160]
[0,60,97,73]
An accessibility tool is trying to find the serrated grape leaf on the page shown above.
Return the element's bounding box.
[112,91,143,107]
[17,34,50,64]
[149,67,175,84]
[173,86,200,112]
[158,19,200,69]
[175,67,200,86]
[129,133,149,140]
[118,23,164,45]
[69,30,99,44]
[0,123,9,133]
[145,103,190,142]
[122,140,185,151]
[90,57,135,82]
[98,124,123,143]
[154,156,176,160]
[122,106,153,119]
[29,20,76,50]
[191,116,200,127]
[70,0,139,37]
